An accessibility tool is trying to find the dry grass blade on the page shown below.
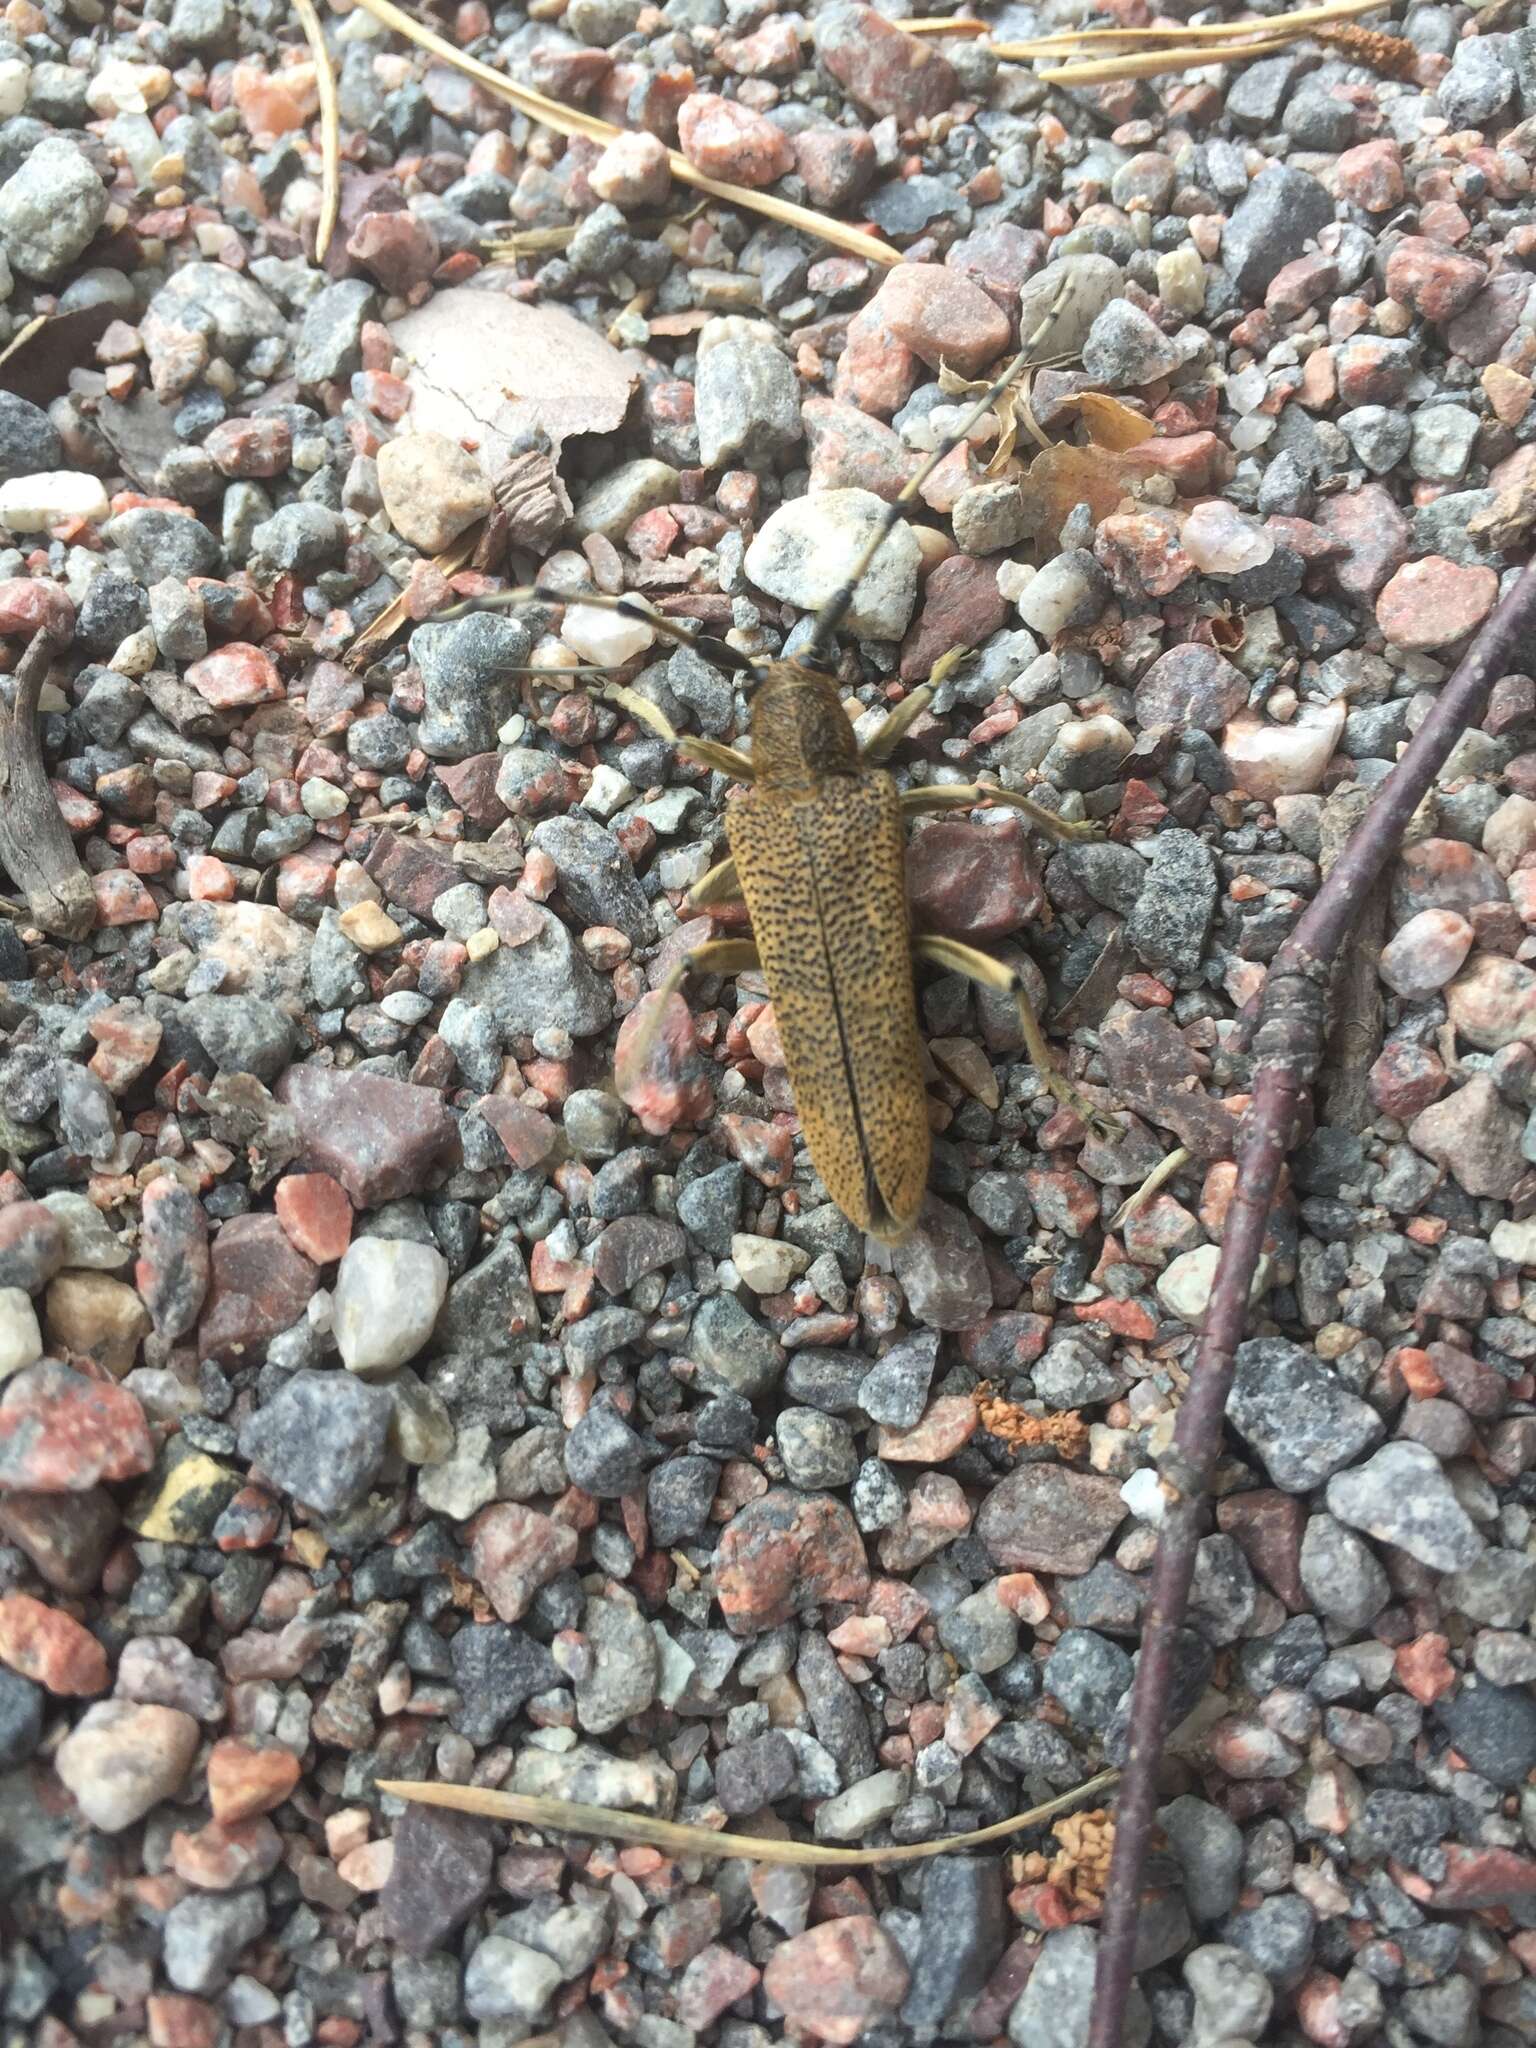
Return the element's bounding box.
[344,526,484,668]
[974,0,1388,55]
[1037,33,1300,83]
[376,1768,1120,1865]
[349,0,899,264]
[1111,1146,1192,1232]
[292,0,340,262]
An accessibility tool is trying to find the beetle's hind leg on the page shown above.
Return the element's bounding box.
[901,780,1102,844]
[912,933,1121,1138]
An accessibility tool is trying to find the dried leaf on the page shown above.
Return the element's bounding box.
[391,286,637,477]
[375,1769,1120,1864]
[1018,442,1130,542]
[1075,392,1156,452]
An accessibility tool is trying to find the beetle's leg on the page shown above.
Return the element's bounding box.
[679,740,756,781]
[619,938,761,1084]
[684,854,742,910]
[911,933,1121,1137]
[900,780,1102,844]
[859,649,967,765]
[653,938,761,998]
[437,583,765,678]
[525,675,756,780]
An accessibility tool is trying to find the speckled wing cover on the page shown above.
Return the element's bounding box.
[726,772,929,1239]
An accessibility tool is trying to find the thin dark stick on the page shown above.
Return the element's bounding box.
[1089,556,1536,2048]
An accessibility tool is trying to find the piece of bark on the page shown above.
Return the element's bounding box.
[1318,786,1386,1133]
[0,631,94,940]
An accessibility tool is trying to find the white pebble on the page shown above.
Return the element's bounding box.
[332,1238,449,1375]
[0,1287,43,1379]
[1120,1466,1166,1526]
[0,57,31,121]
[301,777,349,820]
[730,1232,811,1295]
[0,472,111,531]
[1491,1218,1536,1267]
[561,601,656,666]
[1221,701,1345,800]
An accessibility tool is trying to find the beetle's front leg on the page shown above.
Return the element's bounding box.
[859,649,969,765]
[912,933,1121,1138]
[901,780,1102,843]
[684,854,741,911]
[592,681,756,782]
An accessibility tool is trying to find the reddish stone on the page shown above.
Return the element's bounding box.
[0,1200,66,1293]
[1377,557,1499,652]
[148,1994,222,2048]
[0,1361,154,1493]
[676,1946,762,2031]
[0,578,74,641]
[793,127,876,211]
[197,1213,319,1363]
[1430,1845,1536,1910]
[1335,337,1416,406]
[676,93,792,187]
[207,1737,302,1821]
[476,1097,559,1170]
[1385,237,1486,323]
[275,1064,462,1205]
[614,991,714,1135]
[802,396,918,502]
[715,1488,869,1635]
[169,1815,284,1890]
[1265,254,1338,321]
[1395,1631,1455,1704]
[92,871,159,926]
[273,1172,353,1264]
[762,1915,911,2045]
[202,417,292,479]
[0,1591,108,1694]
[186,643,285,709]
[816,3,958,121]
[363,828,460,919]
[906,816,1043,942]
[1334,138,1403,211]
[876,1394,978,1463]
[832,305,921,421]
[186,854,234,902]
[874,264,1011,381]
[468,1502,579,1622]
[974,1462,1125,1575]
[1315,483,1411,600]
[900,553,1007,682]
[1367,1040,1449,1120]
[1095,512,1194,598]
[1447,270,1529,367]
[84,1006,161,1098]
[719,19,800,75]
[1124,431,1224,493]
[347,210,441,292]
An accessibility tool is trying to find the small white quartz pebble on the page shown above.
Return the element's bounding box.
[0,472,111,531]
[561,600,656,665]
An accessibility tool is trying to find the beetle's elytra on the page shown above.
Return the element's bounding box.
[444,270,1118,1244]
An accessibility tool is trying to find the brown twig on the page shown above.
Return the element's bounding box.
[292,0,340,262]
[0,631,94,940]
[1088,556,1536,2048]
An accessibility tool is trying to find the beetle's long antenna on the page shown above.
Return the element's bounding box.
[802,268,1078,664]
[436,584,763,677]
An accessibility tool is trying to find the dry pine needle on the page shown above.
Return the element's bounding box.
[376,1768,1120,1866]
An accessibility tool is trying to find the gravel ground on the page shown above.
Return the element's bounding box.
[2,0,1536,2044]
